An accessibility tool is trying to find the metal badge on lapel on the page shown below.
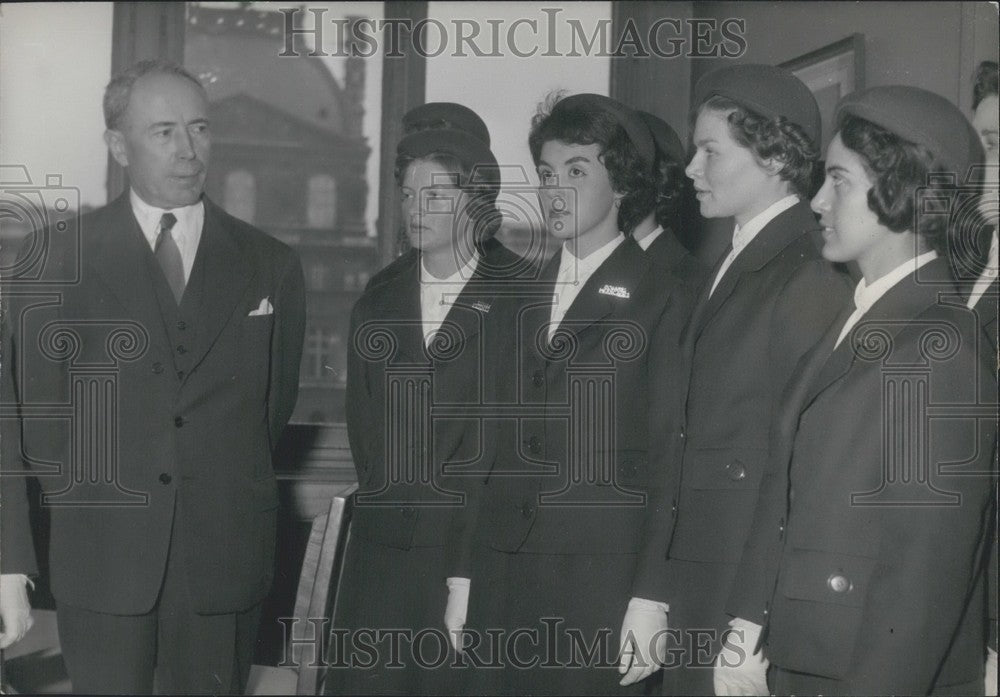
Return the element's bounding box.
[598,284,630,299]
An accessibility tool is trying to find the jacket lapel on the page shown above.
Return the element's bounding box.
[557,238,646,340]
[800,257,953,411]
[690,201,821,345]
[86,194,174,359]
[179,199,254,374]
[375,253,425,364]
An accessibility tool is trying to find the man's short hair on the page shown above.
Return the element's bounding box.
[103,59,206,131]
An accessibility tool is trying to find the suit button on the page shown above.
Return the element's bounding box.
[679,425,686,439]
[151,362,164,374]
[778,517,785,539]
[827,573,852,594]
[176,344,187,354]
[177,370,185,381]
[526,436,541,454]
[174,416,185,428]
[532,370,544,388]
[521,503,535,518]
[725,460,747,481]
[176,320,187,331]
[670,499,678,517]
[159,473,172,485]
[401,507,415,518]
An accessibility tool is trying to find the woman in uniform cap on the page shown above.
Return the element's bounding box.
[623,63,852,694]
[332,102,522,695]
[719,84,994,696]
[460,91,695,695]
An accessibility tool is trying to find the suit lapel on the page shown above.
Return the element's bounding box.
[690,201,821,345]
[800,258,953,411]
[557,238,645,340]
[179,200,254,374]
[375,253,425,364]
[86,195,174,359]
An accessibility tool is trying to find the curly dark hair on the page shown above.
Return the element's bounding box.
[838,114,959,255]
[528,93,655,235]
[394,150,501,243]
[973,61,999,109]
[652,154,685,232]
[698,95,819,198]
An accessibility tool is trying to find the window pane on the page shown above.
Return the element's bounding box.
[184,1,384,424]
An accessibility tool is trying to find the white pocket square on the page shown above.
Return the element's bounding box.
[248,298,273,316]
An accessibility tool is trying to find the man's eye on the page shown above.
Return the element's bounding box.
[569,167,584,177]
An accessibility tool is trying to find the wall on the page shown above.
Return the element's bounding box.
[690,1,998,111]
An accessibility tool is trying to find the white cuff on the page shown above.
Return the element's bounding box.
[629,596,669,615]
[446,576,470,591]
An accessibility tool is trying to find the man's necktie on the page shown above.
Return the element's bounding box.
[155,212,185,303]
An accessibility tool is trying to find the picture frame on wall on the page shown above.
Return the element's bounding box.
[781,33,866,152]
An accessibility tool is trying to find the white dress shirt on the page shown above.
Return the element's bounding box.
[834,250,938,349]
[549,233,625,341]
[130,190,204,283]
[967,228,998,309]
[419,253,480,348]
[709,195,799,296]
[636,225,663,251]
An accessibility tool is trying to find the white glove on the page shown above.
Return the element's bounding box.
[713,617,769,696]
[444,577,470,654]
[618,596,670,686]
[0,573,34,649]
[986,647,998,697]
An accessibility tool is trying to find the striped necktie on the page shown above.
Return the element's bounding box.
[155,212,185,303]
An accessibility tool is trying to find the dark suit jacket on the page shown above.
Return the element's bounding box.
[633,201,852,599]
[345,240,525,577]
[0,194,305,615]
[728,258,995,693]
[967,272,998,653]
[475,236,696,556]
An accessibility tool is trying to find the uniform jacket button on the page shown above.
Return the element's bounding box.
[159,473,172,485]
[827,573,852,593]
[778,517,785,539]
[532,370,544,387]
[670,499,678,517]
[176,320,187,331]
[174,416,185,428]
[521,503,534,518]
[151,362,164,374]
[725,460,747,481]
[401,507,415,518]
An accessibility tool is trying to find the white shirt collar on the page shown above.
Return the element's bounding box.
[558,233,626,280]
[732,194,799,256]
[129,189,203,249]
[854,250,938,314]
[636,225,664,251]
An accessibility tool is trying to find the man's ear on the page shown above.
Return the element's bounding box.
[104,130,129,168]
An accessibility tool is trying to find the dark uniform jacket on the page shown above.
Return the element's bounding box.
[633,201,852,599]
[728,258,995,693]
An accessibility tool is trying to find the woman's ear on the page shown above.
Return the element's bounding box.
[761,157,785,177]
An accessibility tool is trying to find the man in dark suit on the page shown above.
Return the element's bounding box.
[0,59,305,693]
